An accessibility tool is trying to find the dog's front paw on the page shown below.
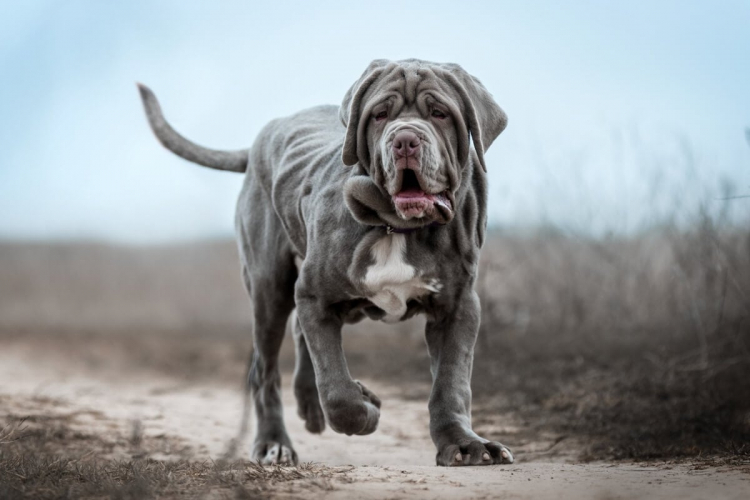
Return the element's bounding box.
[354,379,381,409]
[323,380,381,436]
[437,440,514,466]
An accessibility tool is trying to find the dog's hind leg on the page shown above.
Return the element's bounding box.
[291,311,326,433]
[242,261,298,465]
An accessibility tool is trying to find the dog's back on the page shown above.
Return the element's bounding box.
[238,104,353,258]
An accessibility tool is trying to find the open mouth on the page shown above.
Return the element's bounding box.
[392,169,452,220]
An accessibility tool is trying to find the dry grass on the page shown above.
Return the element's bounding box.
[1,206,748,466]
[473,210,750,460]
[0,416,342,500]
[0,240,251,332]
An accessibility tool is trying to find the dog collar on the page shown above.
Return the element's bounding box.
[385,222,441,234]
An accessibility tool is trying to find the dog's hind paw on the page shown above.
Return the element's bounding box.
[296,392,326,434]
[252,441,298,466]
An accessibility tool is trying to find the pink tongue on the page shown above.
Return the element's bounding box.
[394,188,431,200]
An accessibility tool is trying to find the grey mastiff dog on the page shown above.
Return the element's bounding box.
[138,59,513,467]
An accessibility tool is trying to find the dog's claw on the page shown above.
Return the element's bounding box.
[280,445,293,464]
[266,444,279,464]
[354,380,382,409]
[499,446,514,463]
[253,442,298,466]
[438,440,514,466]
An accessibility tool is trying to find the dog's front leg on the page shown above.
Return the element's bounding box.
[295,297,381,436]
[425,288,514,466]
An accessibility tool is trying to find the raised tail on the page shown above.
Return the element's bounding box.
[137,83,248,173]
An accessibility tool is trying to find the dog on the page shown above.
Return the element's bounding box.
[138,59,513,467]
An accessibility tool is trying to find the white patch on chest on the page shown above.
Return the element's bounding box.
[362,233,441,322]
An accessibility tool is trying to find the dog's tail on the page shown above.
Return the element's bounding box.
[137,83,248,173]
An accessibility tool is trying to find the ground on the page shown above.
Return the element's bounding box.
[2,233,749,498]
[1,330,747,499]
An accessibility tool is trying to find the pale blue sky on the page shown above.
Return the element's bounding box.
[1,0,748,242]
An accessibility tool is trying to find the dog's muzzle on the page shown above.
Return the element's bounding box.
[386,128,453,222]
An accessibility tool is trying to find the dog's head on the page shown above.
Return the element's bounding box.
[340,59,507,226]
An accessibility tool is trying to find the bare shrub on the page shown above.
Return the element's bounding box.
[474,207,750,460]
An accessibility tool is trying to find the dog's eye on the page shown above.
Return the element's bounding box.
[374,111,388,122]
[431,109,447,119]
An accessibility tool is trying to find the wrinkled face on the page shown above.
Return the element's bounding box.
[365,91,461,223]
[341,59,507,227]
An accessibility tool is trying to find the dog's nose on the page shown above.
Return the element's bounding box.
[392,130,420,158]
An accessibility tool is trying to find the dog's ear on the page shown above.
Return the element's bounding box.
[340,60,391,167]
[440,64,507,172]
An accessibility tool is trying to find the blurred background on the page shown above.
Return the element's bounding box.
[1,0,749,479]
[2,0,749,241]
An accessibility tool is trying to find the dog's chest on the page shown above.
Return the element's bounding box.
[362,234,440,322]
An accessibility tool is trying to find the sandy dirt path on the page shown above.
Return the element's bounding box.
[1,342,748,499]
